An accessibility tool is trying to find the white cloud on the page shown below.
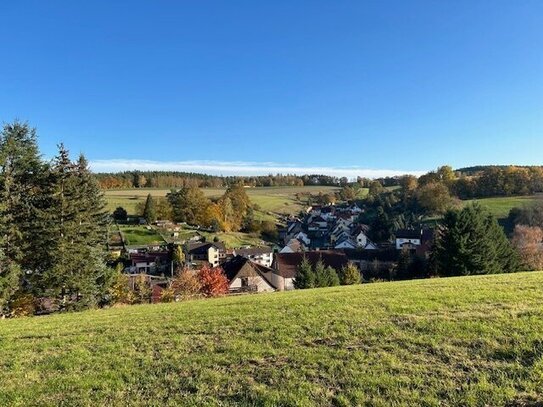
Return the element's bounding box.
[89,159,426,179]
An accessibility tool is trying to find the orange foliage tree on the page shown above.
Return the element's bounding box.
[198,265,229,297]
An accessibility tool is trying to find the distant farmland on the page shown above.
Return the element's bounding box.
[103,186,340,217]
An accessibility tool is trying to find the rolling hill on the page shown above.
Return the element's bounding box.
[1,272,543,406]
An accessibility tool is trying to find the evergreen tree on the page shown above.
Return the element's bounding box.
[0,121,48,276]
[293,256,315,289]
[433,203,520,276]
[395,250,412,280]
[314,260,329,287]
[143,194,157,223]
[324,266,340,286]
[37,146,110,310]
[341,262,361,285]
[0,250,21,315]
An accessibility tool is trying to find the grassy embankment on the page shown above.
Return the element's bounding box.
[1,272,543,406]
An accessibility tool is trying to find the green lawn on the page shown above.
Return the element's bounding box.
[466,195,542,219]
[118,225,166,246]
[2,272,543,405]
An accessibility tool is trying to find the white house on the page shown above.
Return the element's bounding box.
[234,246,274,268]
[395,229,422,250]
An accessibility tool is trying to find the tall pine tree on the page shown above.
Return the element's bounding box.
[433,203,520,276]
[37,146,110,309]
[0,121,48,312]
[143,194,157,223]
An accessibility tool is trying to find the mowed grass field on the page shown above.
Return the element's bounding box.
[466,195,543,219]
[103,186,339,218]
[118,225,166,246]
[2,272,543,406]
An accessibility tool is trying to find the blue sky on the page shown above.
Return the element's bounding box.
[1,1,542,177]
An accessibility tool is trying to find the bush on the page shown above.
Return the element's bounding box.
[171,268,202,300]
[9,293,36,317]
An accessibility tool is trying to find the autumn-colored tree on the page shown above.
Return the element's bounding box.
[198,265,229,297]
[369,181,384,196]
[398,175,418,194]
[172,245,185,268]
[133,274,152,303]
[109,272,134,304]
[203,202,224,231]
[340,185,356,201]
[171,267,202,299]
[416,182,456,214]
[218,183,251,231]
[512,225,543,271]
[160,287,175,303]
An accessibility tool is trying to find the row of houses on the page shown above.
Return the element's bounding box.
[280,203,433,254]
[142,250,351,299]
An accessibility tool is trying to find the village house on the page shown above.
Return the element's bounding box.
[222,255,276,293]
[185,241,226,267]
[233,246,274,268]
[129,251,171,274]
[395,229,423,250]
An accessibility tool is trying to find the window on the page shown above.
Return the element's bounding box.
[241,277,249,287]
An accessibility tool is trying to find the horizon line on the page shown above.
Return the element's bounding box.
[89,159,427,179]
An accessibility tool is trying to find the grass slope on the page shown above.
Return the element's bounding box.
[466,195,542,219]
[2,273,543,406]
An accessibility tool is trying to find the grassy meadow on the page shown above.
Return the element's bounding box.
[103,186,340,218]
[2,272,543,406]
[465,195,543,219]
[118,225,166,246]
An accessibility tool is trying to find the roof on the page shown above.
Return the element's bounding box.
[130,252,170,263]
[395,229,422,239]
[221,256,276,288]
[283,239,305,252]
[273,251,349,279]
[186,241,226,254]
[335,236,356,247]
[351,224,370,235]
[235,246,273,257]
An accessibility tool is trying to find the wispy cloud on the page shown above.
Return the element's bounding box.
[89,159,427,179]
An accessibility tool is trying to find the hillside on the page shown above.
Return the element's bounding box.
[104,185,339,218]
[2,272,543,406]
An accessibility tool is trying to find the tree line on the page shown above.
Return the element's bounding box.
[96,171,347,189]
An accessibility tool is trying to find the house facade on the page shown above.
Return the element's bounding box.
[234,246,274,268]
[222,256,276,293]
[186,242,226,267]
